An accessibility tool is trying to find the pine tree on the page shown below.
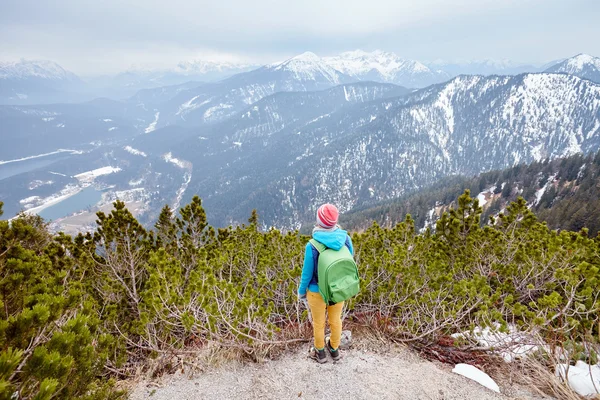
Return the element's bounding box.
[0,212,122,399]
[88,201,153,338]
[154,204,177,251]
[175,196,214,286]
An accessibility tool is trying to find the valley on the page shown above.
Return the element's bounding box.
[2,52,600,234]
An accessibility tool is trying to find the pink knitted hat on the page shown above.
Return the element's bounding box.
[316,204,339,229]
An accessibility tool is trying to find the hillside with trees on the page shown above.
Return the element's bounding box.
[341,150,600,237]
[1,187,600,398]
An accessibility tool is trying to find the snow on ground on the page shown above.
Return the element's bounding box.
[145,111,160,133]
[124,146,147,157]
[74,166,121,184]
[162,152,191,169]
[28,180,53,190]
[108,127,117,131]
[204,103,233,121]
[452,364,500,393]
[476,185,497,207]
[556,361,600,397]
[128,178,145,187]
[176,96,211,117]
[172,172,192,211]
[420,207,438,233]
[49,171,67,177]
[22,185,82,215]
[102,118,113,122]
[19,196,41,207]
[534,173,557,206]
[0,149,83,165]
[452,325,539,363]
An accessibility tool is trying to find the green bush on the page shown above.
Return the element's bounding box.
[1,191,600,397]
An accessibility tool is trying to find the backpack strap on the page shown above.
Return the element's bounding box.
[309,239,326,253]
[308,239,326,286]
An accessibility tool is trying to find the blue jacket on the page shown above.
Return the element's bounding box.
[298,228,354,296]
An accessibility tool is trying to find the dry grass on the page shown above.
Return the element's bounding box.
[508,357,585,400]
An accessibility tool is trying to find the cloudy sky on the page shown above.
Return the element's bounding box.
[0,0,598,75]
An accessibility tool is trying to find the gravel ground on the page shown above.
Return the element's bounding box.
[129,345,543,400]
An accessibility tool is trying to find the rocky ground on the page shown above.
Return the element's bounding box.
[128,343,546,400]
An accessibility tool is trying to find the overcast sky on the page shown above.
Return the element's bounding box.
[0,0,598,75]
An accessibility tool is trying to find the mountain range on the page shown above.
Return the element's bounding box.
[2,52,600,232]
[6,51,600,105]
[0,60,84,104]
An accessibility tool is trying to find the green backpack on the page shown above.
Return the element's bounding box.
[309,239,360,305]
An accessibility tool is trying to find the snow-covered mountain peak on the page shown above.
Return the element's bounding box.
[562,54,600,72]
[287,51,321,63]
[270,52,342,84]
[400,59,432,74]
[544,53,600,83]
[323,49,447,87]
[0,59,78,81]
[325,50,406,79]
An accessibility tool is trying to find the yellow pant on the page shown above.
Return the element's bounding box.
[307,291,344,350]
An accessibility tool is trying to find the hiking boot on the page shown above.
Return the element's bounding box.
[308,347,327,363]
[326,338,341,361]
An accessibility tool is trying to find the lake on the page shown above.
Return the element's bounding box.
[39,187,103,221]
[0,154,72,181]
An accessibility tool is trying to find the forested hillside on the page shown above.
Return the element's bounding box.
[1,189,600,398]
[342,150,600,237]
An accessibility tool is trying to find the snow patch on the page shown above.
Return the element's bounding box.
[74,166,121,184]
[28,180,53,190]
[452,325,539,363]
[452,364,500,393]
[176,96,211,117]
[20,196,40,205]
[124,146,147,157]
[556,361,600,397]
[162,152,191,169]
[49,171,67,177]
[128,178,145,187]
[172,172,192,211]
[534,173,557,206]
[204,103,233,121]
[145,111,160,133]
[476,185,496,207]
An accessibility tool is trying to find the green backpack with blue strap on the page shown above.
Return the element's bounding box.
[309,239,360,305]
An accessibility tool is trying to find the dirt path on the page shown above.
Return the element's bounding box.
[129,345,542,400]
